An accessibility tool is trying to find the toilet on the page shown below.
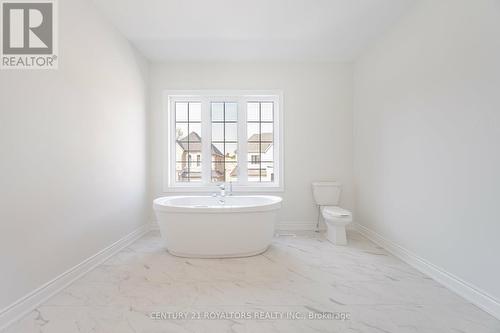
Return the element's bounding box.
[312,181,352,245]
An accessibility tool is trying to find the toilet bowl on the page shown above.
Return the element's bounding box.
[312,181,352,245]
[321,206,352,245]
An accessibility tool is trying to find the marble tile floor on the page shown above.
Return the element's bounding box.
[3,230,500,333]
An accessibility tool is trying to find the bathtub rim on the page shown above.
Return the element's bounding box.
[153,195,282,213]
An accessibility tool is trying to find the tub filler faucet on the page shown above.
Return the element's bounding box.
[219,183,226,197]
[212,183,226,204]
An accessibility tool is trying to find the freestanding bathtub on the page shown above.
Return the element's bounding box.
[153,195,282,258]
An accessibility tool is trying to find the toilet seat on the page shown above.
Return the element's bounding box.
[321,206,351,219]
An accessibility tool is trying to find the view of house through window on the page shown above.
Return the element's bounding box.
[247,102,274,182]
[175,102,202,182]
[169,92,281,189]
[211,102,238,182]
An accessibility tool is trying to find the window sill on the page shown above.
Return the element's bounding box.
[162,185,284,193]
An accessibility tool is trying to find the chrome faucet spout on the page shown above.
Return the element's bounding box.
[219,183,226,197]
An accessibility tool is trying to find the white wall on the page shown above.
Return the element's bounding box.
[0,0,149,310]
[354,0,500,304]
[150,62,353,227]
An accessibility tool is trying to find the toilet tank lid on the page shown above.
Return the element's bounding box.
[312,181,341,187]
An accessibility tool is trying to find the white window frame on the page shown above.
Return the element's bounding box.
[163,90,284,192]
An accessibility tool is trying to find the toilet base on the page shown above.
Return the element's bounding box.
[326,225,347,245]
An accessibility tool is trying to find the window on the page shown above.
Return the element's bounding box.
[174,102,202,182]
[211,102,238,182]
[247,102,274,182]
[166,90,283,191]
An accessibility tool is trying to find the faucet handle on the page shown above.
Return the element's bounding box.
[219,183,225,190]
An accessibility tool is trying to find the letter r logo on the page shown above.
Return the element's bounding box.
[2,2,53,54]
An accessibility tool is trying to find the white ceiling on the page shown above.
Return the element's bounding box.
[92,0,416,62]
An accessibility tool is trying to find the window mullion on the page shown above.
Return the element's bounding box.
[201,98,211,185]
[169,98,176,187]
[273,96,281,188]
[238,98,248,185]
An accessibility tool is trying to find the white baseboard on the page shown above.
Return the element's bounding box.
[0,224,151,330]
[355,223,500,320]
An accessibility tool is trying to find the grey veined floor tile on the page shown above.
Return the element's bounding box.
[4,230,500,333]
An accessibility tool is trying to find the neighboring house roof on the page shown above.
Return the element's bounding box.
[248,133,273,153]
[178,169,223,179]
[177,132,273,155]
[177,132,223,156]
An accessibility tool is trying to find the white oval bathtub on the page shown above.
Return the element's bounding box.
[153,195,283,258]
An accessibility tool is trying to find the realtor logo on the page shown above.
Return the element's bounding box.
[1,0,58,69]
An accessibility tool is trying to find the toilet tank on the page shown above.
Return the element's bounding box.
[312,181,342,206]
